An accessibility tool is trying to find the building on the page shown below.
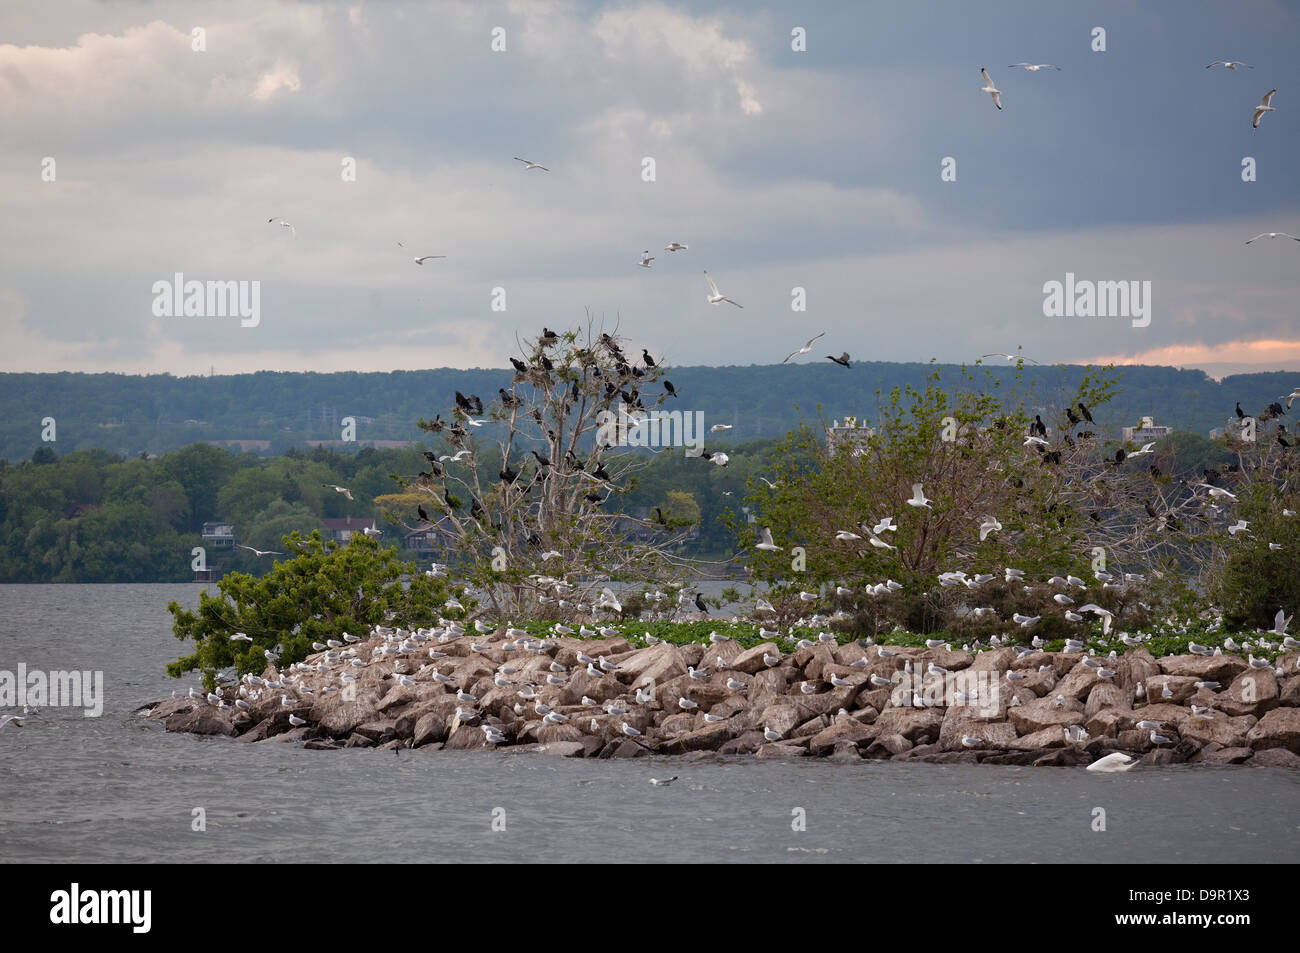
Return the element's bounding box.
[1121,416,1173,444]
[826,416,875,456]
[321,516,378,543]
[201,521,235,549]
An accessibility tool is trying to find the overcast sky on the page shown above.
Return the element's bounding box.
[2,0,1298,379]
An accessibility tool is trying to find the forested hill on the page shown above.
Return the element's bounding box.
[3,363,1294,461]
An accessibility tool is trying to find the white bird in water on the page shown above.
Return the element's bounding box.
[1245,231,1299,244]
[650,776,678,785]
[783,331,826,363]
[980,68,1002,110]
[514,156,549,171]
[0,714,24,730]
[664,242,688,252]
[1252,89,1277,129]
[907,483,933,508]
[414,255,446,265]
[703,271,743,308]
[1086,752,1138,772]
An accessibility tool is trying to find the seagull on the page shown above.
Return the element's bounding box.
[269,218,296,237]
[763,727,782,742]
[637,250,654,268]
[835,530,861,541]
[755,527,782,551]
[1087,752,1138,772]
[288,714,306,727]
[650,776,678,785]
[230,632,253,642]
[873,517,898,534]
[621,722,642,736]
[1150,729,1175,745]
[981,352,1041,365]
[710,423,733,432]
[664,242,688,252]
[514,156,549,171]
[235,544,284,557]
[783,332,826,363]
[0,714,24,730]
[1245,231,1299,244]
[414,255,446,265]
[322,483,354,500]
[1009,63,1059,71]
[906,483,933,508]
[1207,60,1252,70]
[1252,89,1277,129]
[703,271,742,308]
[980,68,1002,110]
[1271,608,1292,636]
[978,516,1002,541]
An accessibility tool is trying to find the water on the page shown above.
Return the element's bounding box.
[1,584,1297,863]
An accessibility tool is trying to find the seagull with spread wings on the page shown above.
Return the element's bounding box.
[783,332,826,363]
[703,271,743,308]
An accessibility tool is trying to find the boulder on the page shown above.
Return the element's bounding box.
[1055,662,1104,701]
[1084,681,1132,720]
[1216,669,1279,717]
[872,707,943,744]
[1146,674,1200,705]
[1246,708,1300,752]
[1201,746,1254,765]
[729,642,783,675]
[1179,713,1257,749]
[663,722,731,754]
[1008,726,1067,750]
[937,711,1018,752]
[969,647,1018,674]
[1250,747,1300,768]
[755,743,807,759]
[719,730,767,754]
[1008,695,1084,735]
[164,704,234,736]
[1158,654,1249,683]
[538,740,587,757]
[808,720,878,756]
[864,732,912,757]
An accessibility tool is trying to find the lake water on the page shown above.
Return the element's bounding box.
[1,584,1297,863]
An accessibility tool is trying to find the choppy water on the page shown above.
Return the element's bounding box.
[1,584,1297,863]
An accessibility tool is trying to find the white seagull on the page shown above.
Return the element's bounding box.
[269,218,296,237]
[1245,232,1299,244]
[638,250,654,268]
[1207,60,1252,70]
[907,483,933,508]
[980,68,1002,110]
[1009,63,1059,71]
[664,242,688,252]
[1086,752,1138,772]
[414,255,446,265]
[783,332,826,363]
[1252,89,1277,129]
[514,156,549,171]
[703,271,743,308]
[755,527,782,551]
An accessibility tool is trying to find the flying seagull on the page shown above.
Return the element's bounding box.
[1207,60,1252,70]
[268,218,296,238]
[703,271,743,308]
[414,255,446,264]
[1252,89,1277,129]
[980,68,1002,110]
[755,527,782,551]
[638,250,654,268]
[664,242,688,252]
[236,544,284,557]
[514,156,549,171]
[783,331,826,363]
[907,483,933,508]
[322,483,354,500]
[1245,232,1299,244]
[981,352,1041,365]
[1009,63,1059,71]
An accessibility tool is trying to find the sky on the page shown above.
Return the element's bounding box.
[2,0,1298,379]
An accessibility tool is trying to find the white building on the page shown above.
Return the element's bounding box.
[1121,416,1173,444]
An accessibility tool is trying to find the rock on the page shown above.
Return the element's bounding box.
[1084,707,1129,739]
[1055,662,1103,700]
[1246,708,1300,752]
[1118,703,1189,729]
[1278,675,1300,708]
[611,641,687,686]
[603,739,648,758]
[808,720,876,756]
[1115,648,1161,692]
[729,642,784,675]
[312,699,372,738]
[1250,747,1300,768]
[536,723,582,745]
[1014,667,1058,697]
[1008,726,1067,750]
[872,707,944,744]
[263,726,310,744]
[793,715,829,738]
[719,730,767,754]
[1158,654,1249,683]
[1216,669,1279,717]
[826,741,863,763]
[663,723,731,754]
[1008,695,1084,735]
[794,643,837,681]
[147,697,199,720]
[344,732,375,748]
[1180,713,1257,749]
[937,714,1017,752]
[1146,674,1200,704]
[1012,651,1076,678]
[1143,748,1177,765]
[968,647,1018,674]
[558,668,625,706]
[755,742,807,759]
[165,704,234,736]
[1201,746,1254,764]
[445,725,489,750]
[757,703,803,737]
[354,720,397,743]
[1031,747,1092,767]
[234,717,276,743]
[1084,681,1132,720]
[538,740,587,757]
[864,732,912,758]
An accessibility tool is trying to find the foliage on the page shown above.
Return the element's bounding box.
[165,531,461,690]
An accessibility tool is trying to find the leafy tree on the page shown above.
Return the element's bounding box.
[166,531,461,690]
